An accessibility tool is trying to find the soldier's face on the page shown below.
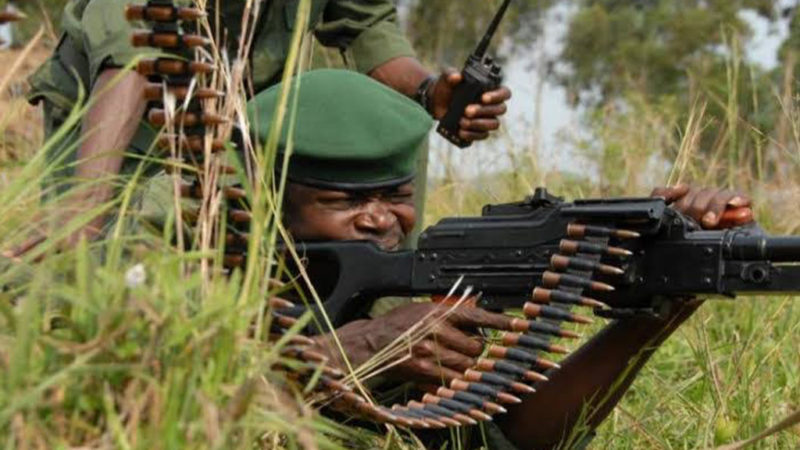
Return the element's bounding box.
[283,181,416,251]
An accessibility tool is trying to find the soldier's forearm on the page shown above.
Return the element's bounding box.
[497,300,702,449]
[368,56,432,99]
[69,69,148,232]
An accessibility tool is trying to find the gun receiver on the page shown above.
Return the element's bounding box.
[437,0,512,148]
[282,188,800,330]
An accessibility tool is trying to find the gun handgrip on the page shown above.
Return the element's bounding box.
[718,207,754,229]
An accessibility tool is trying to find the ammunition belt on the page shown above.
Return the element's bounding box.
[126,0,637,430]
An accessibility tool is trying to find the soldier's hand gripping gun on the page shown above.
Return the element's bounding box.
[284,188,800,328]
[437,0,511,148]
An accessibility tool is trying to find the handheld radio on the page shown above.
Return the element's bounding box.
[436,0,512,148]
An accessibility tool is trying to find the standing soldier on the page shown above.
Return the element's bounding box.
[18,0,511,254]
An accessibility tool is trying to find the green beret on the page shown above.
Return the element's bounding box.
[246,69,432,190]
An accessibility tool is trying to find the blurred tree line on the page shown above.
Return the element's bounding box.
[403,0,798,187]
[398,0,558,65]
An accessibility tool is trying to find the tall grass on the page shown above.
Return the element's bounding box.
[0,4,798,450]
[0,2,391,448]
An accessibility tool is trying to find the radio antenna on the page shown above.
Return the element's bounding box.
[473,0,513,57]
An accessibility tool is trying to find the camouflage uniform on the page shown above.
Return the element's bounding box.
[26,0,418,192]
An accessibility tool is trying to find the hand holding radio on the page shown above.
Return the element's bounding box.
[436,0,514,148]
[429,69,512,144]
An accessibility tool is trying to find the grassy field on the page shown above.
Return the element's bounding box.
[1,16,799,450]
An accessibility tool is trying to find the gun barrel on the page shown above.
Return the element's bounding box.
[473,0,513,57]
[728,235,800,262]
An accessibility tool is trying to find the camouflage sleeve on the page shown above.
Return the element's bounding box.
[79,0,151,86]
[314,0,416,74]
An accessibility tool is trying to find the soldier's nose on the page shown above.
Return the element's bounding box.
[354,203,396,233]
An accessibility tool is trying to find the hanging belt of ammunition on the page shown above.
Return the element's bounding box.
[126,0,241,244]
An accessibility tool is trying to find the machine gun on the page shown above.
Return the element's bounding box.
[284,188,800,329]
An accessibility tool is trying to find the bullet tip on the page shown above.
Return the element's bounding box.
[561,330,582,339]
[537,357,562,371]
[442,417,461,427]
[514,383,537,394]
[584,299,610,309]
[526,371,549,382]
[484,402,508,415]
[608,246,635,258]
[593,282,616,292]
[550,344,570,354]
[616,230,641,239]
[608,266,626,275]
[471,410,493,421]
[573,314,595,325]
[498,393,522,404]
[459,415,478,426]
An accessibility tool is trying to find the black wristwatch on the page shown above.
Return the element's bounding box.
[414,75,437,115]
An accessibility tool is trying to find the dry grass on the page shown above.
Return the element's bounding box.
[0,10,798,450]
